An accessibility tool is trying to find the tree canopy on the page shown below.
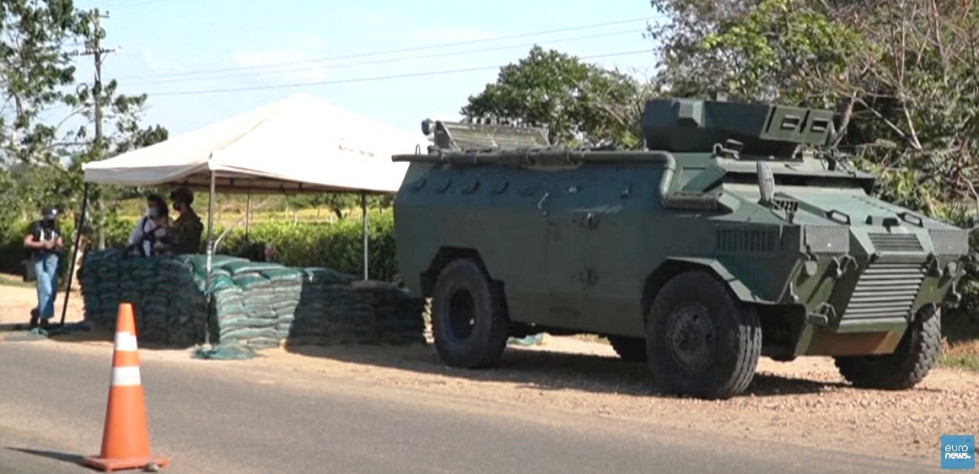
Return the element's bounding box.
[461,45,647,148]
[0,0,167,240]
[647,0,979,220]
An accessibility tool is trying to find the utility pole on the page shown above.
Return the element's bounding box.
[78,8,116,249]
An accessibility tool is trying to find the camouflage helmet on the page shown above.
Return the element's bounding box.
[170,186,194,206]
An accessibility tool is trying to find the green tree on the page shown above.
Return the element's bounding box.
[646,0,979,213]
[0,0,168,246]
[461,45,648,148]
[0,0,90,168]
[647,0,979,315]
[647,0,862,106]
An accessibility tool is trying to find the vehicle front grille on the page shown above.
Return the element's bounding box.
[842,262,924,321]
[868,232,923,252]
[715,227,780,255]
[773,197,799,213]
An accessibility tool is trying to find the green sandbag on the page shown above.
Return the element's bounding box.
[233,274,270,290]
[220,327,279,341]
[219,316,277,329]
[194,344,257,360]
[261,267,304,281]
[209,276,238,293]
[224,260,285,276]
[302,267,358,284]
[245,337,280,350]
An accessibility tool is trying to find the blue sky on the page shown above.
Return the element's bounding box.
[69,0,664,139]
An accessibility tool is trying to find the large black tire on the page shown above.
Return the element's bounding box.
[833,304,942,390]
[430,258,509,369]
[646,270,762,400]
[608,336,648,362]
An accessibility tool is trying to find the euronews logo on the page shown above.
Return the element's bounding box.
[941,435,975,470]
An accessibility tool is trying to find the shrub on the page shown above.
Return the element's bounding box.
[1,208,399,284]
[211,208,398,282]
[140,208,400,282]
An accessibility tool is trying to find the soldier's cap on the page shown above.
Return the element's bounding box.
[42,207,58,220]
[170,187,194,205]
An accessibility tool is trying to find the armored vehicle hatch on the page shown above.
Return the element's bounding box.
[421,118,550,150]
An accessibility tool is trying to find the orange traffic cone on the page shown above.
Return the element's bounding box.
[83,303,169,472]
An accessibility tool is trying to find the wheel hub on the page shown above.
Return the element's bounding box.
[666,302,716,370]
[446,289,476,340]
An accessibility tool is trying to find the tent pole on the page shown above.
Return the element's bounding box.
[362,191,368,281]
[59,182,89,326]
[204,167,216,347]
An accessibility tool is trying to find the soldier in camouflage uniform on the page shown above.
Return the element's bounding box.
[169,187,204,254]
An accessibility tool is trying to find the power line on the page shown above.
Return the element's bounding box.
[102,0,167,10]
[127,29,643,86]
[119,16,660,81]
[145,49,653,97]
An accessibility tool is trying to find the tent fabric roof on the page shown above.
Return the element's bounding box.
[82,93,430,194]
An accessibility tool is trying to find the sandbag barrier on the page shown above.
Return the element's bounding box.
[76,249,426,351]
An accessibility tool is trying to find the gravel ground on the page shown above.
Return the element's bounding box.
[2,283,977,466]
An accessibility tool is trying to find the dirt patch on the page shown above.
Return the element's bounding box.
[3,282,977,466]
[0,275,85,329]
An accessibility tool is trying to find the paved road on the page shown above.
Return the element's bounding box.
[0,341,934,474]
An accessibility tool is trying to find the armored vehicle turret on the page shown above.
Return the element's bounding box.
[391,99,970,400]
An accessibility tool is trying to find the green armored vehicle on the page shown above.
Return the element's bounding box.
[390,98,970,400]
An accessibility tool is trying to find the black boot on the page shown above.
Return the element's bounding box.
[29,307,39,329]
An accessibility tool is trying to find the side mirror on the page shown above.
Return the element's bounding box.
[757,161,775,205]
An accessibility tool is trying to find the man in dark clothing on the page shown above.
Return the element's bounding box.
[23,207,63,328]
[170,187,203,254]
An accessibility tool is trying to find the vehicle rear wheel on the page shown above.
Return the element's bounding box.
[833,304,942,390]
[430,258,509,369]
[608,336,647,362]
[646,270,762,400]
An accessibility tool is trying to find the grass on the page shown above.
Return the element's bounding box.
[115,197,375,228]
[119,208,346,229]
[0,273,32,288]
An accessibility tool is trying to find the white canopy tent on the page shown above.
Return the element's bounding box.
[83,93,424,193]
[59,93,430,331]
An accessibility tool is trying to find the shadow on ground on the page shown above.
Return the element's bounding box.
[0,322,191,351]
[282,339,854,399]
[5,447,84,467]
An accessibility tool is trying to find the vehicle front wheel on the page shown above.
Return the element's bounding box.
[833,304,942,390]
[646,270,762,400]
[430,258,509,369]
